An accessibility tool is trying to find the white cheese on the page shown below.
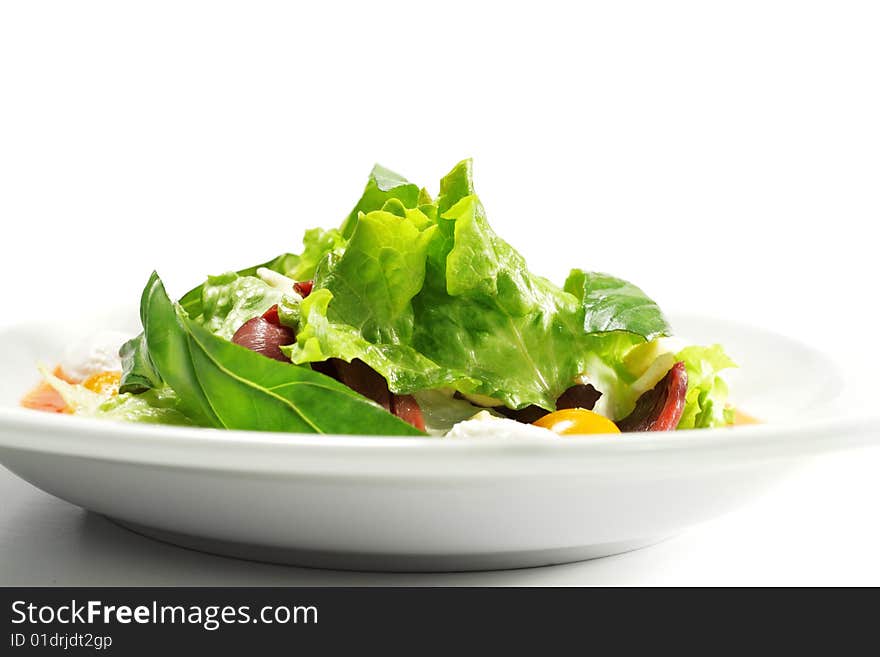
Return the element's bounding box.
[445,410,557,439]
[256,267,303,300]
[60,330,130,382]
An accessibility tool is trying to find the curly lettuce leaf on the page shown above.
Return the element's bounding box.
[339,164,421,239]
[583,337,737,425]
[577,332,645,421]
[282,227,347,282]
[317,209,437,342]
[121,157,736,431]
[285,160,589,410]
[675,344,737,429]
[179,252,297,318]
[284,287,453,391]
[412,192,587,409]
[198,273,285,340]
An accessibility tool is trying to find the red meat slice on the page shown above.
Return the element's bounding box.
[615,361,688,432]
[390,394,426,432]
[293,280,314,298]
[332,359,392,412]
[555,383,602,411]
[231,317,296,363]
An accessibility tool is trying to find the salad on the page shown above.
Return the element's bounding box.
[22,160,741,438]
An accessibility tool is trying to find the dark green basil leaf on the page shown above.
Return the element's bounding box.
[141,272,219,426]
[118,333,162,394]
[144,273,423,435]
[120,253,296,394]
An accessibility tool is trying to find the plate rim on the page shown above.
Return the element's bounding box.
[1,406,877,479]
[1,311,878,478]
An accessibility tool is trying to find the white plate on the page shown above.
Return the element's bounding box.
[0,310,876,571]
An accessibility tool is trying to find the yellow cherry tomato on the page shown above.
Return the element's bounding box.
[82,371,122,396]
[533,408,620,436]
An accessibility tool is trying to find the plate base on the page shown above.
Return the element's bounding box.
[109,517,667,572]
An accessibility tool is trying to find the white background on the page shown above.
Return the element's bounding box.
[1,1,878,585]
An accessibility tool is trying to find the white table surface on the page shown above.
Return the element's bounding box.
[3,448,879,587]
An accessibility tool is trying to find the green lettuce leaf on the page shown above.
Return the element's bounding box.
[198,273,284,340]
[282,159,692,416]
[282,227,347,282]
[339,164,421,239]
[411,389,496,436]
[320,209,437,340]
[38,366,192,425]
[282,287,452,392]
[285,159,589,410]
[179,252,297,318]
[675,344,737,429]
[564,270,671,340]
[577,332,645,421]
[581,338,738,425]
[120,157,736,433]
